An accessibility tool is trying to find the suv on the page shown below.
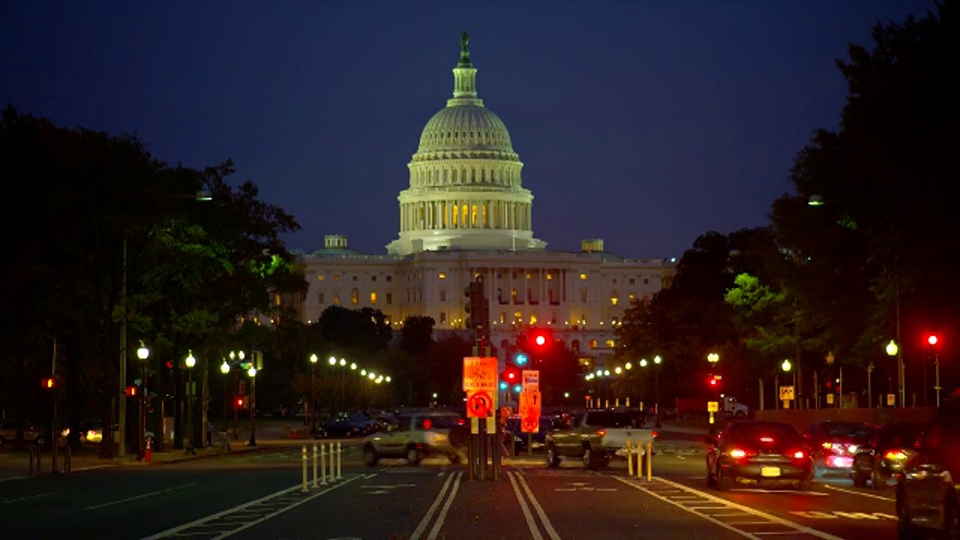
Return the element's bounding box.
[895,394,960,537]
[0,419,47,447]
[362,412,466,466]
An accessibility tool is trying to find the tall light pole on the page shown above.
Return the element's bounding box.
[782,359,795,409]
[309,354,318,435]
[184,350,197,455]
[230,350,244,431]
[220,359,231,433]
[247,364,258,447]
[886,340,898,407]
[136,341,150,460]
[653,355,663,428]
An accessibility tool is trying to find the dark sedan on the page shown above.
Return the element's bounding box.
[851,421,925,489]
[896,393,960,538]
[706,420,814,490]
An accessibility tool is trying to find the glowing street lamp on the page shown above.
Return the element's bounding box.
[184,350,197,455]
[136,341,149,460]
[308,354,318,435]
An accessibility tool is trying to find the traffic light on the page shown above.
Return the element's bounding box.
[501,366,520,385]
[125,386,138,396]
[528,330,550,350]
[926,334,939,347]
[709,378,718,387]
[463,277,489,343]
[514,352,529,366]
[41,377,55,389]
[235,397,246,409]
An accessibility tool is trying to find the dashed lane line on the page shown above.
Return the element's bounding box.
[821,484,895,502]
[87,483,198,510]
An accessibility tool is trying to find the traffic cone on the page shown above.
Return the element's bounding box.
[145,438,152,462]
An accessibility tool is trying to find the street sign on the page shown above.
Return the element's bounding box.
[467,390,495,418]
[522,370,539,391]
[462,357,498,392]
[886,393,896,406]
[779,385,795,401]
[707,401,719,412]
[519,390,541,433]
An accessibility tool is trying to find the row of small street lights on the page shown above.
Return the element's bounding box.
[307,354,391,435]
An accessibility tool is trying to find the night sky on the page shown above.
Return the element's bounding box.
[1,0,934,259]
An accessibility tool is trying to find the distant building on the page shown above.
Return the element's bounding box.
[286,34,675,371]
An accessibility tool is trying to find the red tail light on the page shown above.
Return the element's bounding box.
[729,448,747,458]
[760,436,774,443]
[884,449,909,461]
[792,450,805,459]
[596,429,606,438]
[651,431,658,439]
[457,418,465,426]
[821,442,832,450]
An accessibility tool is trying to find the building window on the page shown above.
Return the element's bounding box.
[439,312,446,324]
[580,289,587,303]
[352,275,358,282]
[351,288,359,305]
[333,293,341,305]
[333,275,340,282]
[526,273,532,280]
[317,274,325,282]
[571,340,580,353]
[610,292,619,306]
[588,339,598,349]
[579,273,587,280]
[550,312,558,324]
[386,293,392,305]
[318,292,325,304]
[387,276,392,282]
[439,289,447,302]
[629,278,635,284]
[370,292,378,304]
[628,293,636,303]
[499,312,506,324]
[612,278,617,284]
[439,272,446,279]
[513,311,522,323]
[605,339,615,348]
[372,276,377,282]
[546,273,553,280]
[511,288,519,303]
[643,278,649,285]
[275,294,281,306]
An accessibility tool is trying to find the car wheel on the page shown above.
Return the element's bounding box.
[896,488,920,539]
[362,445,379,467]
[545,446,560,468]
[581,447,594,469]
[852,469,868,487]
[406,446,422,466]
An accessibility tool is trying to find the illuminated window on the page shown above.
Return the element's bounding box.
[499,312,506,324]
[529,314,538,325]
[333,275,340,282]
[351,289,359,305]
[511,288,518,303]
[612,316,619,325]
[571,340,580,353]
[589,339,598,349]
[275,294,281,306]
[439,272,446,279]
[370,292,378,305]
[513,311,522,323]
[546,273,553,280]
[605,339,615,348]
[317,274,325,282]
[610,293,619,306]
[333,293,341,306]
[440,312,446,324]
[580,273,587,280]
[628,293,636,303]
[526,273,532,280]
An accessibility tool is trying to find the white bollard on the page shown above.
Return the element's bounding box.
[336,441,343,479]
[626,439,633,476]
[301,446,308,493]
[320,442,328,485]
[312,443,318,488]
[329,442,337,483]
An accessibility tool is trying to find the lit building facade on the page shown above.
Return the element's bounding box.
[289,33,675,369]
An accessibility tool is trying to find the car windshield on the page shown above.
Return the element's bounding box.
[585,411,635,428]
[822,422,871,439]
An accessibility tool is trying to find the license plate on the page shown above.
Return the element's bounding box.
[760,466,781,477]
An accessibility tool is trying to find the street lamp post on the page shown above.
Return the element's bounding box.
[653,355,662,428]
[308,354,318,436]
[136,341,150,460]
[220,359,231,433]
[247,364,257,447]
[781,359,795,409]
[229,350,244,431]
[184,350,197,455]
[886,340,898,407]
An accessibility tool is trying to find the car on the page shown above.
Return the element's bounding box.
[80,421,155,444]
[544,409,655,470]
[801,420,872,477]
[0,419,47,447]
[706,420,814,490]
[851,421,925,489]
[317,414,364,438]
[505,415,564,452]
[361,412,466,466]
[895,393,960,538]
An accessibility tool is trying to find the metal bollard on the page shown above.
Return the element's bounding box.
[320,442,328,485]
[646,441,653,482]
[336,441,342,479]
[301,446,308,493]
[626,439,633,476]
[312,444,318,488]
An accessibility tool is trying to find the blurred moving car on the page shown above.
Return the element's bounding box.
[0,420,47,447]
[895,394,960,537]
[851,421,925,489]
[362,411,465,466]
[801,420,872,476]
[706,420,814,490]
[80,421,155,444]
[505,415,564,452]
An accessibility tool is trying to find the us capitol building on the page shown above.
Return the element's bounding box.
[287,33,675,370]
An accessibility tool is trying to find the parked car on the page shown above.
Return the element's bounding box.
[895,394,960,537]
[0,419,47,447]
[362,411,466,466]
[851,421,925,489]
[706,419,814,490]
[317,415,364,438]
[801,420,872,477]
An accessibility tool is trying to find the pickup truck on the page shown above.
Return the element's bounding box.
[544,409,656,469]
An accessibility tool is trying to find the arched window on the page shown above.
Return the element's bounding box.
[610,290,619,306]
[351,288,359,305]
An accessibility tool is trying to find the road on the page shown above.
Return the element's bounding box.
[0,439,901,539]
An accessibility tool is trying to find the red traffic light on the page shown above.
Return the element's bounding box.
[534,333,546,347]
[927,334,939,347]
[125,386,138,396]
[41,377,55,389]
[500,367,520,383]
[235,397,245,408]
[709,378,717,386]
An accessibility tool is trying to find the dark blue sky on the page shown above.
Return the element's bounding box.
[1,0,933,259]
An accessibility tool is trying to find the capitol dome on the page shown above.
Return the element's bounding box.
[387,31,546,256]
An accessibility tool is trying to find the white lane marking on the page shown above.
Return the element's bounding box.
[510,471,560,540]
[731,488,828,496]
[361,484,417,489]
[0,476,29,483]
[508,472,544,540]
[427,472,461,540]
[87,483,198,510]
[71,465,114,472]
[409,471,459,540]
[139,477,360,540]
[647,476,846,540]
[2,491,57,504]
[822,484,895,502]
